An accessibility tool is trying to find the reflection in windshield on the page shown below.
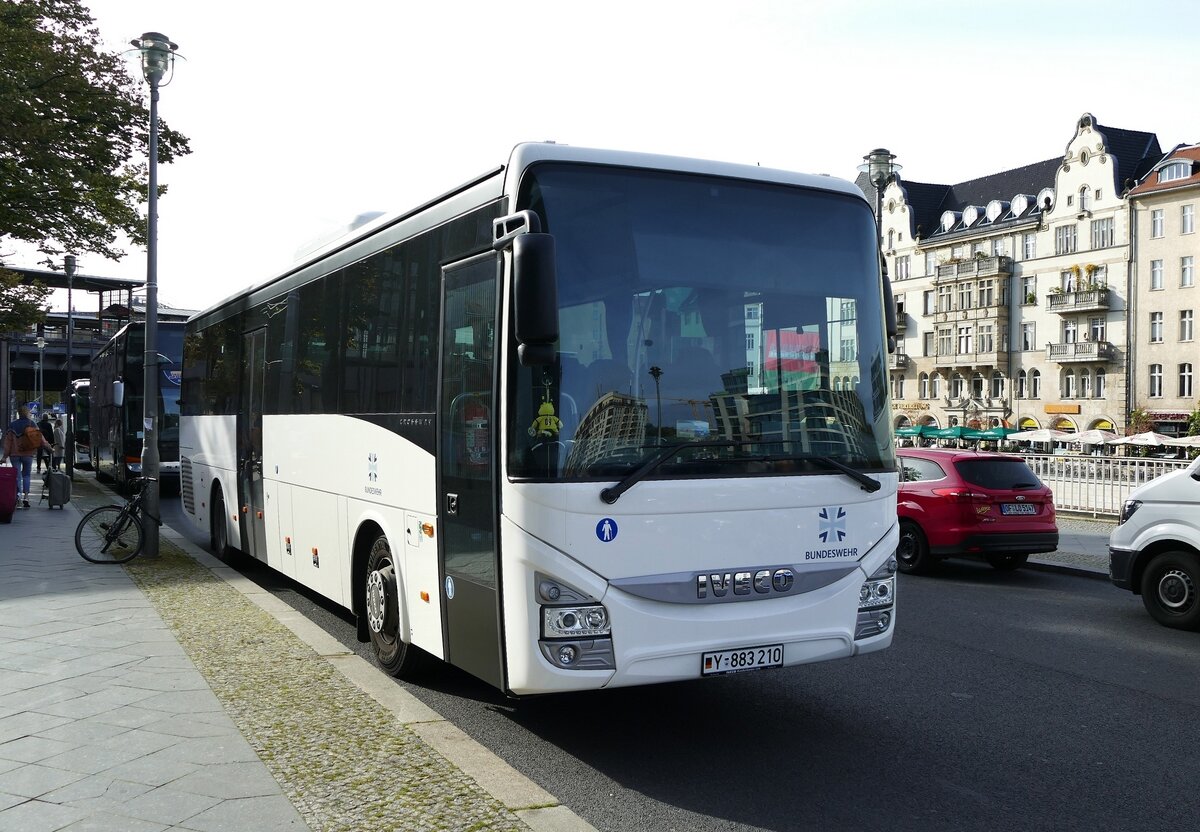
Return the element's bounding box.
[509,164,894,481]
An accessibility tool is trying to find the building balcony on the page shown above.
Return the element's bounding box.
[1047,288,1112,314]
[1047,341,1117,362]
[889,353,909,370]
[895,315,907,335]
[933,350,1009,371]
[933,255,1014,284]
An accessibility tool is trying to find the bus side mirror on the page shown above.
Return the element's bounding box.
[513,233,558,365]
[112,380,125,408]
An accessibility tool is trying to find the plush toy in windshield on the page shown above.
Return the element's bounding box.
[528,401,562,439]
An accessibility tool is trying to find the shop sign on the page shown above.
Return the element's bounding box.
[1044,404,1081,414]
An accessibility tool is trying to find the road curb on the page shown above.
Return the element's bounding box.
[152,493,598,831]
[1027,558,1110,581]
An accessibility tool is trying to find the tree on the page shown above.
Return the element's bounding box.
[0,0,191,272]
[0,268,51,331]
[1127,405,1153,435]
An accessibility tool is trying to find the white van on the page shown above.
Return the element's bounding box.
[1108,457,1200,631]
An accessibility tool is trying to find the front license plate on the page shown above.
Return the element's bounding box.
[702,644,784,676]
[1001,503,1037,515]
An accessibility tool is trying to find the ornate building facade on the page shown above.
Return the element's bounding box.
[860,114,1164,436]
[1127,143,1200,436]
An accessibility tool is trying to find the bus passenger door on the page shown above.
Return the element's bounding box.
[239,328,268,561]
[437,254,503,690]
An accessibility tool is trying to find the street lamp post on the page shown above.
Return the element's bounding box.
[858,148,903,355]
[64,254,76,478]
[129,32,180,557]
[35,336,45,414]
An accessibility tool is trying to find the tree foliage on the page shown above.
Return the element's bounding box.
[0,0,191,269]
[1127,406,1152,435]
[0,267,51,332]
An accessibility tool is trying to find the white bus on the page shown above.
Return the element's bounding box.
[180,143,899,695]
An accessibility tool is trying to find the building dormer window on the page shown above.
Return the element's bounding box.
[1159,161,1191,183]
[940,211,960,232]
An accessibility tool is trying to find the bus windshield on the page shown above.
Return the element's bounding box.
[509,163,894,482]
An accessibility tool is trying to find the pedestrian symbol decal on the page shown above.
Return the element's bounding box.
[596,518,618,542]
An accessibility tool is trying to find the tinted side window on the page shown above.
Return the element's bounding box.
[291,275,341,414]
[955,458,1041,490]
[183,318,242,416]
[898,456,946,482]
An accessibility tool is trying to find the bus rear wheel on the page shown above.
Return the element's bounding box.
[365,533,425,678]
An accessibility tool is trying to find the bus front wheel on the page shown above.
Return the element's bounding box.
[365,533,425,678]
[210,486,232,559]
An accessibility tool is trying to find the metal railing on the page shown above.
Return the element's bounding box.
[1017,453,1190,517]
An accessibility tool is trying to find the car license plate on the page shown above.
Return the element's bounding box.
[702,644,784,676]
[1001,503,1037,515]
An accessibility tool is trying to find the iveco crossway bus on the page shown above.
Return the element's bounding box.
[180,143,900,695]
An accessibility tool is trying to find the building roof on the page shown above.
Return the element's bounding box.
[858,116,1164,244]
[1092,121,1162,187]
[1128,143,1200,198]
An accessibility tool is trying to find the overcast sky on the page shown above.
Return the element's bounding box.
[22,0,1200,314]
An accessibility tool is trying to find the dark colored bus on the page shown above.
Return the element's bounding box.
[89,321,184,490]
[62,378,91,468]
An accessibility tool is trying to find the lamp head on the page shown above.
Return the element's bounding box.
[858,148,902,187]
[130,32,179,86]
[64,254,76,276]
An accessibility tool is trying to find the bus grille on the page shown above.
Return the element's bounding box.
[180,457,195,514]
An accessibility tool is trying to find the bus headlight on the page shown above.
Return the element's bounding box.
[543,605,611,638]
[856,558,896,640]
[858,558,897,611]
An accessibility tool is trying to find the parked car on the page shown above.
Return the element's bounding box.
[1108,457,1200,631]
[896,448,1058,575]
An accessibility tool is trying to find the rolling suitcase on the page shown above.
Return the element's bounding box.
[0,462,16,523]
[42,470,72,509]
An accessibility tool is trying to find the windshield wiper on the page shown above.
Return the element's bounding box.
[600,443,702,504]
[798,454,882,493]
[599,442,881,503]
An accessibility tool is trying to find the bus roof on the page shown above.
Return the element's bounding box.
[190,142,866,324]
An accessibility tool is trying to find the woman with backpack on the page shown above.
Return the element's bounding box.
[2,406,53,509]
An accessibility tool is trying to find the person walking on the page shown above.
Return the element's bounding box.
[3,406,52,509]
[36,412,54,474]
[52,417,66,472]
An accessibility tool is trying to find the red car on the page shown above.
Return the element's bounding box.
[896,448,1058,574]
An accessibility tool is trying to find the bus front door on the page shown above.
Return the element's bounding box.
[239,328,268,561]
[437,254,503,690]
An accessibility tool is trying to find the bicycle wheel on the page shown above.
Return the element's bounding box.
[75,505,145,564]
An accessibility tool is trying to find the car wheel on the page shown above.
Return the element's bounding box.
[986,553,1029,571]
[897,521,935,575]
[1140,551,1200,631]
[364,532,426,678]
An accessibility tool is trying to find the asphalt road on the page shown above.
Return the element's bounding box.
[159,496,1200,832]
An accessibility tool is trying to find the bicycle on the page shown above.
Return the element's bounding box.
[74,476,159,564]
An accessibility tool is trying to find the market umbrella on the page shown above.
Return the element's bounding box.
[975,426,1021,441]
[1063,429,1119,445]
[929,426,986,441]
[1009,428,1069,443]
[1110,431,1171,446]
[895,424,938,437]
[1163,434,1200,447]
